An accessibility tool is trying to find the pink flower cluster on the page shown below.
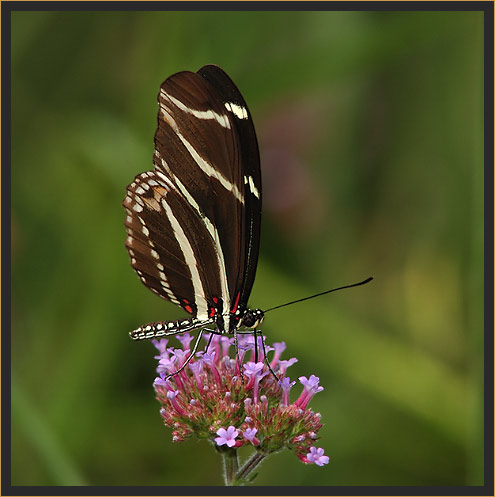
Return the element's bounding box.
[153,332,329,466]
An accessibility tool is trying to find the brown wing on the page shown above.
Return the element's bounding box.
[123,66,261,332]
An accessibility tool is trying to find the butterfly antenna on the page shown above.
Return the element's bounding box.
[263,276,374,313]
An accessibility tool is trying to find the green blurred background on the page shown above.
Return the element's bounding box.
[10,10,484,487]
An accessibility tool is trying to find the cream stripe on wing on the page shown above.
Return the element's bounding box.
[160,89,231,129]
[160,195,209,321]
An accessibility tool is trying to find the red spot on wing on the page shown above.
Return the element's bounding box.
[213,297,218,304]
[184,305,193,314]
[231,291,241,313]
[209,307,216,318]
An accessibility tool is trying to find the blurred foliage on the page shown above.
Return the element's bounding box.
[10,10,484,487]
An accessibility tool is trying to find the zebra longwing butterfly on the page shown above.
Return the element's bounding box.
[123,65,264,348]
[123,65,372,369]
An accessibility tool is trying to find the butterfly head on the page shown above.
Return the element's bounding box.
[239,308,264,329]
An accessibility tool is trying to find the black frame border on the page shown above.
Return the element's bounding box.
[1,1,493,496]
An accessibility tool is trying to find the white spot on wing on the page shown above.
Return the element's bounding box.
[248,176,260,199]
[225,102,248,120]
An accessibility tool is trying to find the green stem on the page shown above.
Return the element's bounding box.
[221,448,239,486]
[235,451,266,483]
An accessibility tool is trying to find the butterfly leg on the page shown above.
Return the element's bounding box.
[253,329,259,364]
[235,329,260,364]
[203,329,215,353]
[164,329,204,381]
[234,330,280,382]
[202,327,225,354]
[258,331,280,382]
[232,329,245,381]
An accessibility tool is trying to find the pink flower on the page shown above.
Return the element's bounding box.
[270,341,286,368]
[306,447,329,466]
[243,361,264,375]
[152,338,169,357]
[215,426,239,447]
[176,332,194,350]
[280,376,296,407]
[243,427,257,439]
[295,375,324,409]
[153,332,326,464]
[242,427,259,445]
[278,358,298,375]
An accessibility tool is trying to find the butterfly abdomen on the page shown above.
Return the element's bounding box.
[130,317,215,341]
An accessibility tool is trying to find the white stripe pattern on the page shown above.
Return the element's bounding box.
[160,195,209,320]
[160,89,231,129]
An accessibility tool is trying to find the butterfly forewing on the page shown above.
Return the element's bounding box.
[123,65,261,334]
[198,66,262,321]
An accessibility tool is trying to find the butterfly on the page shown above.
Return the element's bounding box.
[122,65,266,368]
[123,65,372,374]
